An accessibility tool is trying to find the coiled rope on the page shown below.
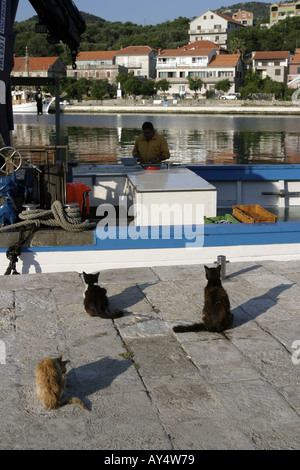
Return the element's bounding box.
[0,200,96,233]
[1,201,96,275]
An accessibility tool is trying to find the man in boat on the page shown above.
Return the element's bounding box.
[132,122,170,164]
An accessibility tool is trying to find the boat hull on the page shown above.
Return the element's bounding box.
[1,220,300,274]
[1,164,300,274]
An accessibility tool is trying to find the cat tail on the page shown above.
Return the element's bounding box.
[100,308,123,319]
[59,397,89,411]
[173,322,208,333]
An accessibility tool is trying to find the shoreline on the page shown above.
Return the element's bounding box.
[61,100,300,115]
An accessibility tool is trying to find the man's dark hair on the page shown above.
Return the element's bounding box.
[142,122,154,131]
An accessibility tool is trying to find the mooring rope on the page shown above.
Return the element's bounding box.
[0,200,96,233]
[1,201,96,275]
[4,225,38,275]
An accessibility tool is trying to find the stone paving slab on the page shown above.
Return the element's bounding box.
[1,260,300,450]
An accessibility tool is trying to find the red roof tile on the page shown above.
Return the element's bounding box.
[253,51,290,60]
[208,54,240,67]
[13,56,59,72]
[77,51,117,61]
[115,46,157,55]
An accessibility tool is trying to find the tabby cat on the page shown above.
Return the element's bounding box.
[83,271,123,318]
[35,355,88,410]
[173,265,233,333]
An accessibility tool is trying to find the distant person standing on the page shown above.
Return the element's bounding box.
[36,88,43,115]
[132,122,170,164]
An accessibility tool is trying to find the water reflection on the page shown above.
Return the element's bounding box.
[11,113,300,165]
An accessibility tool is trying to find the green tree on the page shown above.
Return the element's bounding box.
[60,77,91,100]
[140,80,156,97]
[228,37,246,58]
[187,77,204,98]
[116,72,141,97]
[90,79,110,100]
[215,79,231,94]
[156,79,171,99]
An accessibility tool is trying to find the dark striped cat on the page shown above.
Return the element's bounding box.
[173,265,233,333]
[83,271,123,319]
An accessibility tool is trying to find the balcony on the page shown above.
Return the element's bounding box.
[189,28,227,35]
[157,63,207,69]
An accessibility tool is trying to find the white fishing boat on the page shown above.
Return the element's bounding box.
[12,91,55,114]
[1,152,300,274]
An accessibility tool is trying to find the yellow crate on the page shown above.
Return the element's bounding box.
[232,205,277,223]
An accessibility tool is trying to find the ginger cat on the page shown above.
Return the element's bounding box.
[173,265,233,333]
[35,355,88,410]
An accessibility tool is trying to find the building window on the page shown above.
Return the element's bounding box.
[275,69,281,76]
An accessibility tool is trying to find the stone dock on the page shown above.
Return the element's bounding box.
[1,260,300,450]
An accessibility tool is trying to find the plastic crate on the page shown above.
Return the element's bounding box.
[204,214,240,224]
[232,205,277,223]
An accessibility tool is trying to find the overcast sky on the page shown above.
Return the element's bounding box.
[15,0,272,25]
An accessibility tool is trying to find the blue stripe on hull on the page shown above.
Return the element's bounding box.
[187,164,300,181]
[0,222,299,252]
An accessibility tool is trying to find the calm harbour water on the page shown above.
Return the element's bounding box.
[12,113,300,165]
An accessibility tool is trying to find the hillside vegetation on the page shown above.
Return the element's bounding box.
[13,2,299,65]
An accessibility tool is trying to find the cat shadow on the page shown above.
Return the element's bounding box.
[66,357,132,410]
[108,283,156,313]
[231,282,295,328]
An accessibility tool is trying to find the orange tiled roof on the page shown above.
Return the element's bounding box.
[77,51,117,61]
[13,56,59,72]
[213,11,243,26]
[291,53,300,64]
[180,40,221,50]
[115,46,157,55]
[208,54,240,67]
[253,51,290,60]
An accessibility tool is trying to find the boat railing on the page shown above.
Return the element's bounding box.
[16,145,69,167]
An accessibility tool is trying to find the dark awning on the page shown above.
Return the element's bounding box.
[0,0,19,145]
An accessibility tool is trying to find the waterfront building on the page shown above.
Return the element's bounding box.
[288,49,300,88]
[12,55,66,78]
[156,41,243,97]
[66,51,126,84]
[114,46,158,80]
[252,51,291,84]
[189,10,244,49]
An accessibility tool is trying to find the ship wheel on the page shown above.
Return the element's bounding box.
[0,147,23,175]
